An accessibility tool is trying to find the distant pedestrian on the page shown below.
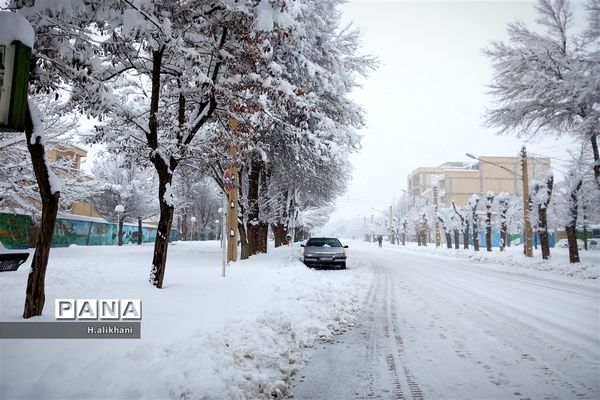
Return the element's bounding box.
[377,235,383,247]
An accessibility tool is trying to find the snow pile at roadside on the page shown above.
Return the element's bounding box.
[0,242,372,400]
[397,242,599,279]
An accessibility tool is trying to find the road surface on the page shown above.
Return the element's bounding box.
[289,244,599,400]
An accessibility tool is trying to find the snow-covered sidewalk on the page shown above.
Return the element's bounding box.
[0,241,372,399]
[379,241,599,279]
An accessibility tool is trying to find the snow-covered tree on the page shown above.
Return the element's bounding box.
[197,0,374,258]
[484,191,495,251]
[0,98,90,215]
[91,154,158,245]
[530,174,554,259]
[172,167,221,241]
[550,143,600,262]
[467,194,481,251]
[558,169,583,262]
[438,207,456,249]
[452,201,469,250]
[1,7,94,317]
[496,192,511,251]
[485,0,600,187]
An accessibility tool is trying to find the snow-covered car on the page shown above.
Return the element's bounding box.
[301,237,348,269]
[588,239,599,250]
[556,239,584,249]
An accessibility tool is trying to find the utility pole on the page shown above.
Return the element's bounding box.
[433,184,441,247]
[226,119,239,263]
[521,146,533,257]
[221,193,227,277]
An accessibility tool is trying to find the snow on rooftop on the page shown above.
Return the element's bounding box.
[0,12,34,48]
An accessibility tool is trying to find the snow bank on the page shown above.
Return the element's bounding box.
[394,242,599,279]
[0,12,34,48]
[0,241,372,399]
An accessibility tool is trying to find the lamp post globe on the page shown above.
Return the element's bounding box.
[190,216,196,241]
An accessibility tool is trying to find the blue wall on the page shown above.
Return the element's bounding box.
[0,212,179,249]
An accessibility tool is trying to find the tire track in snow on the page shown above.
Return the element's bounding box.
[368,248,598,400]
[289,263,424,400]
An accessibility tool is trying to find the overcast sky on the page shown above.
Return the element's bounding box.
[327,0,586,223]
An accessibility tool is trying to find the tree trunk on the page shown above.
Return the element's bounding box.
[453,230,460,249]
[272,223,288,247]
[499,211,507,252]
[539,206,550,260]
[243,157,262,258]
[401,232,406,246]
[445,233,452,249]
[149,173,175,288]
[23,104,61,319]
[239,222,251,260]
[28,219,40,248]
[118,217,124,246]
[538,175,554,260]
[565,225,580,263]
[257,222,268,253]
[565,179,583,263]
[591,132,600,190]
[451,202,468,250]
[473,219,479,251]
[138,217,143,245]
[485,212,492,252]
[85,221,93,246]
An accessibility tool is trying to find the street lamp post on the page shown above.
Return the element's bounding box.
[466,148,533,257]
[190,216,196,241]
[115,204,124,246]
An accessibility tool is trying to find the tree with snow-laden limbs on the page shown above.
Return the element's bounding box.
[191,0,374,258]
[496,192,511,251]
[550,143,600,262]
[530,174,554,260]
[468,194,481,251]
[91,154,159,245]
[0,98,91,216]
[452,201,469,250]
[11,0,300,287]
[8,0,374,287]
[559,169,583,263]
[401,217,408,246]
[172,165,221,241]
[484,0,600,188]
[437,207,456,249]
[484,191,495,252]
[0,9,89,318]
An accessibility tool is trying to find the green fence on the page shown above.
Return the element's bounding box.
[0,213,179,249]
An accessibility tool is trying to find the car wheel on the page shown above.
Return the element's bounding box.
[340,262,346,270]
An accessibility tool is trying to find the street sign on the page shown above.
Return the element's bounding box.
[223,169,234,194]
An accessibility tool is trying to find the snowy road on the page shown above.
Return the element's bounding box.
[289,243,600,400]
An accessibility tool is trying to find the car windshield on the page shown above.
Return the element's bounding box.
[306,238,342,247]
